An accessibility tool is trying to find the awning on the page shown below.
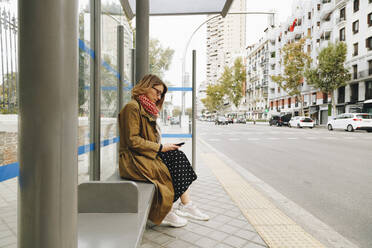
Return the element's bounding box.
[120,0,234,19]
[364,99,372,104]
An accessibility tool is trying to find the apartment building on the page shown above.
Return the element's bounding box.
[206,0,246,86]
[263,0,372,124]
[245,39,270,120]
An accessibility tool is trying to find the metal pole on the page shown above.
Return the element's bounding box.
[135,0,149,83]
[90,0,101,181]
[8,11,13,111]
[18,0,78,246]
[3,11,9,111]
[0,11,5,108]
[192,50,196,170]
[117,25,124,112]
[12,16,17,110]
[131,48,135,86]
[117,25,124,159]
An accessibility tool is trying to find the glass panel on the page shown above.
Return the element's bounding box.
[100,0,133,180]
[78,0,91,183]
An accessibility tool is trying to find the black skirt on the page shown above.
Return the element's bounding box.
[159,150,197,202]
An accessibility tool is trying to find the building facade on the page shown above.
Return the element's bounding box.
[260,0,372,123]
[206,0,246,86]
[245,39,270,120]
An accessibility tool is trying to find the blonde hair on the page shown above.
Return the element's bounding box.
[132,74,168,109]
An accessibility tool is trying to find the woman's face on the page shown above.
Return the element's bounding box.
[146,84,164,103]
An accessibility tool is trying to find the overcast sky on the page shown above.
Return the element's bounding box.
[149,0,295,88]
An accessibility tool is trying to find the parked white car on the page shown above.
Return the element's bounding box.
[327,113,372,132]
[288,116,315,128]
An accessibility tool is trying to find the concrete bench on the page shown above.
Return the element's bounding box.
[78,171,155,248]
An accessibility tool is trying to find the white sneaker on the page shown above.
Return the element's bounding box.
[175,202,210,221]
[162,211,188,227]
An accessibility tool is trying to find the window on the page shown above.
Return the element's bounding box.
[340,7,346,21]
[369,60,372,75]
[308,12,311,19]
[323,93,328,103]
[366,81,372,100]
[307,28,311,36]
[350,84,359,102]
[317,21,320,27]
[367,36,372,50]
[368,13,372,27]
[307,45,311,53]
[317,4,321,11]
[339,28,346,41]
[338,86,345,103]
[353,43,358,56]
[352,20,359,34]
[354,0,359,12]
[353,64,358,80]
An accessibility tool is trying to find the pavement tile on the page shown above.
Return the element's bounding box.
[250,234,267,247]
[243,241,267,248]
[214,243,234,248]
[195,219,224,229]
[218,224,240,235]
[151,233,176,246]
[228,219,249,228]
[0,230,12,239]
[178,231,203,243]
[234,229,258,241]
[165,239,197,248]
[212,215,234,224]
[0,236,16,247]
[223,235,248,248]
[206,230,229,242]
[196,237,219,248]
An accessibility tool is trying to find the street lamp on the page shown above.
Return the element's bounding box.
[180,11,275,118]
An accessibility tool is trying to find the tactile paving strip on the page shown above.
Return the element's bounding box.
[201,152,327,248]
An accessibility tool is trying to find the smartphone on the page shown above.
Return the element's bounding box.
[175,142,185,147]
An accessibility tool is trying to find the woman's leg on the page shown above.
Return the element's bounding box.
[180,189,191,205]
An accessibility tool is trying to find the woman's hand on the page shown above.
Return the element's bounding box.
[161,143,179,152]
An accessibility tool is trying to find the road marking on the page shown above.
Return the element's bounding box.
[200,152,327,248]
[228,138,240,141]
[343,137,355,139]
[266,137,280,140]
[287,137,298,140]
[247,138,260,141]
[324,137,337,139]
[306,137,317,140]
[208,138,220,141]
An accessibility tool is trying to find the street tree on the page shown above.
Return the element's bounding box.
[201,83,226,113]
[271,38,312,115]
[149,38,174,78]
[221,57,246,109]
[172,107,181,117]
[305,42,350,117]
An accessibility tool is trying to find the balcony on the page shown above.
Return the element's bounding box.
[352,70,372,81]
[336,16,346,26]
[294,26,302,39]
[320,1,334,20]
[320,21,332,35]
[267,31,276,42]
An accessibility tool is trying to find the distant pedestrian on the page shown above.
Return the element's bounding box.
[118,74,209,228]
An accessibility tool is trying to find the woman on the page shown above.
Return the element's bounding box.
[118,74,209,227]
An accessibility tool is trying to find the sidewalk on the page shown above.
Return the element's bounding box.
[0,147,268,248]
[140,147,268,248]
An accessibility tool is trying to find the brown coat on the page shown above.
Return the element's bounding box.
[118,99,174,225]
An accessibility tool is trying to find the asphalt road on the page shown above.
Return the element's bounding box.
[197,121,372,248]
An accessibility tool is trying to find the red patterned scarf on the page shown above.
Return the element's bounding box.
[137,94,159,117]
